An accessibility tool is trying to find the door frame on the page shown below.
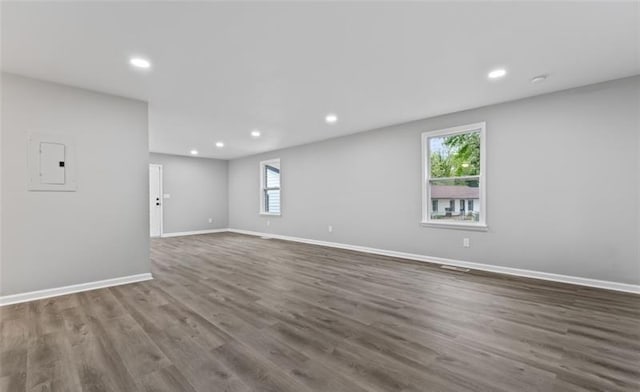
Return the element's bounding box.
[149,163,164,237]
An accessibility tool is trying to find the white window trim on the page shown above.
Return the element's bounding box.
[421,122,487,231]
[259,158,281,216]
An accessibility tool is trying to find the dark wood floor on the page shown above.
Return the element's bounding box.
[1,233,639,391]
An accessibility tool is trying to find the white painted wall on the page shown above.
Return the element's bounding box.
[1,73,150,295]
[0,72,3,296]
[149,153,228,234]
[229,76,640,285]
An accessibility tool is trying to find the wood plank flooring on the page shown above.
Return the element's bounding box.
[1,232,639,391]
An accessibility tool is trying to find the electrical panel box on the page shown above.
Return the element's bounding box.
[28,133,76,191]
[39,142,66,184]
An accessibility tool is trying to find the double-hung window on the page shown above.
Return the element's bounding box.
[260,159,281,215]
[422,122,486,230]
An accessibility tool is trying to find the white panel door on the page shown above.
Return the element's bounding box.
[149,164,163,237]
[40,142,66,184]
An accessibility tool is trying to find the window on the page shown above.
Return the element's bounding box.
[260,159,281,215]
[422,122,486,229]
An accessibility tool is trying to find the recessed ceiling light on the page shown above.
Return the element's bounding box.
[488,68,507,80]
[190,149,198,155]
[531,74,548,84]
[215,141,224,148]
[251,130,261,138]
[129,57,151,69]
[325,113,338,124]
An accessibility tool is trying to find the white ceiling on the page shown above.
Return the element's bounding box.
[2,1,639,159]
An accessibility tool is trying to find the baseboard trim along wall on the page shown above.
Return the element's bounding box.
[227,229,640,294]
[160,228,228,238]
[3,227,636,307]
[0,273,153,306]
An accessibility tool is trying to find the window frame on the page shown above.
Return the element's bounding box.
[259,158,281,216]
[421,122,487,231]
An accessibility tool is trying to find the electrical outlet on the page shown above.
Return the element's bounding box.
[208,218,213,223]
[328,225,333,233]
[463,238,470,248]
[266,219,271,226]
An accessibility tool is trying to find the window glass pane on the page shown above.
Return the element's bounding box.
[429,178,480,222]
[265,165,280,188]
[265,189,280,214]
[429,131,480,178]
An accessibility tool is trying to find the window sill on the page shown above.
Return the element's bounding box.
[421,221,488,232]
[260,212,281,217]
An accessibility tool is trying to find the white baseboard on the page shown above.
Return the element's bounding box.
[0,273,153,307]
[161,228,229,238]
[227,229,640,294]
[7,229,633,307]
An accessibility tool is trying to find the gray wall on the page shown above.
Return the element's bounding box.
[0,73,3,295]
[149,153,228,233]
[1,73,150,295]
[229,76,640,285]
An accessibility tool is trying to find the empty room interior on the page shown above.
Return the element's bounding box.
[1,1,639,391]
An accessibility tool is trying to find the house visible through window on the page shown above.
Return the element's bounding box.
[260,159,281,215]
[422,122,486,229]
